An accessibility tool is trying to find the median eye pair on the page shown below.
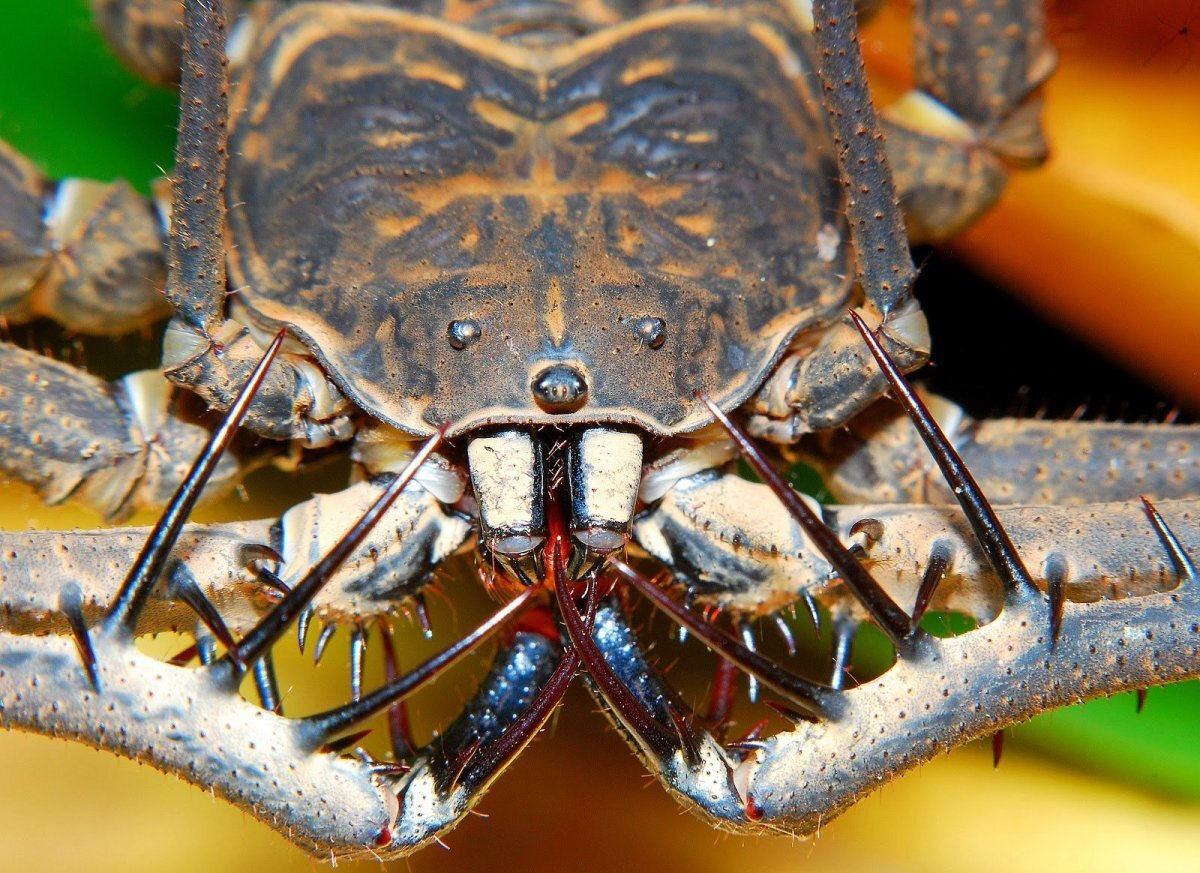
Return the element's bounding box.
[445,316,668,413]
[444,315,667,350]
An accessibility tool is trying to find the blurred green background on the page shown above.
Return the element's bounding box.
[1,2,1199,872]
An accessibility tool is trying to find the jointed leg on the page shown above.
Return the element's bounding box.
[797,393,1200,506]
[90,0,244,86]
[0,342,248,519]
[747,0,932,438]
[881,0,1055,239]
[0,139,169,335]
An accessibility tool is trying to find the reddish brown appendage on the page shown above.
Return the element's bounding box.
[705,655,739,733]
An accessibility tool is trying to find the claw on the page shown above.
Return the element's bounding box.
[1045,553,1068,646]
[912,540,954,627]
[299,587,537,749]
[170,564,236,652]
[830,615,856,691]
[254,568,291,599]
[60,583,100,691]
[223,426,447,674]
[1141,496,1197,584]
[802,590,822,638]
[297,606,314,654]
[771,613,797,657]
[386,630,569,851]
[252,651,283,714]
[239,543,284,571]
[314,624,337,666]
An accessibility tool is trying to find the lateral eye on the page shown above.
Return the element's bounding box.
[447,318,482,349]
[624,316,666,349]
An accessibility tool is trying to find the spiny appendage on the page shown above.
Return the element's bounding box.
[655,317,1200,834]
[0,138,169,335]
[746,318,1200,832]
[0,336,464,859]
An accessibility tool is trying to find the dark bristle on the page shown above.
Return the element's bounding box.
[848,311,1036,596]
[452,644,580,793]
[731,718,769,746]
[379,622,416,760]
[555,565,680,761]
[764,699,818,726]
[912,540,954,627]
[992,730,1005,768]
[608,557,831,719]
[1136,688,1148,714]
[321,729,373,755]
[60,583,100,691]
[254,568,291,599]
[1045,553,1068,647]
[704,657,738,735]
[170,564,236,652]
[665,701,702,770]
[696,391,913,647]
[104,331,285,637]
[1141,496,1198,584]
[167,643,200,667]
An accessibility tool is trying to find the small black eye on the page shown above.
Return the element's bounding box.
[447,318,482,349]
[627,316,666,349]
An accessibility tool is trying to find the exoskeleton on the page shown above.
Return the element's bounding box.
[1,0,1198,862]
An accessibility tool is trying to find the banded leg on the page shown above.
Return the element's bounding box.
[797,393,1200,506]
[0,139,169,335]
[0,343,253,519]
[150,0,351,444]
[881,0,1056,239]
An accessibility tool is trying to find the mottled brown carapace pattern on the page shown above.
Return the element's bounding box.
[226,2,852,437]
